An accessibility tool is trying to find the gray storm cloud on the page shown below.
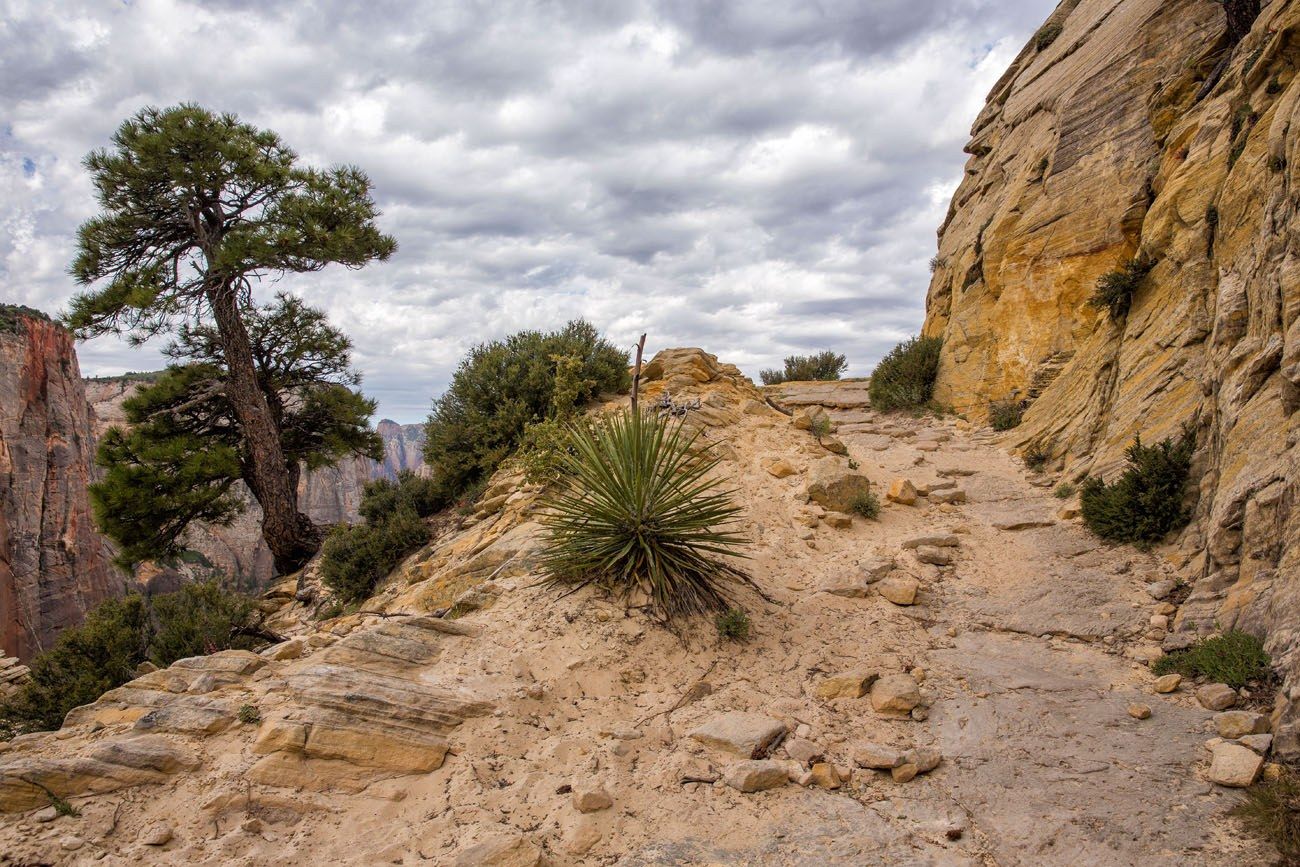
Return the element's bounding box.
[0,0,1055,421]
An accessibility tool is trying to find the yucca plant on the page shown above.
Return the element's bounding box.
[537,410,751,623]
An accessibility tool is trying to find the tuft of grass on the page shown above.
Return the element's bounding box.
[1054,482,1076,499]
[869,336,942,412]
[849,490,881,520]
[1088,260,1153,321]
[715,608,752,642]
[1023,440,1051,471]
[1080,427,1195,544]
[810,415,832,440]
[1152,630,1270,688]
[237,704,261,724]
[1232,767,1300,860]
[537,410,752,624]
[988,400,1024,431]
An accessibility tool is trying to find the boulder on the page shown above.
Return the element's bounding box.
[1207,742,1264,788]
[1196,683,1238,711]
[1214,711,1270,739]
[886,479,918,505]
[870,674,921,715]
[1240,734,1274,754]
[853,742,904,769]
[813,671,878,700]
[723,760,789,793]
[805,458,872,513]
[877,574,919,606]
[688,713,787,759]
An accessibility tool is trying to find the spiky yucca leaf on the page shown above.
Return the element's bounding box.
[538,410,750,622]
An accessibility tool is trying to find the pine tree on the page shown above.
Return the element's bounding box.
[66,104,396,573]
[90,294,382,569]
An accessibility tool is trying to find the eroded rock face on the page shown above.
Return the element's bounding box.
[923,0,1300,754]
[0,313,121,660]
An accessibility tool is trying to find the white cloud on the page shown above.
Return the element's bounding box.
[0,0,1055,421]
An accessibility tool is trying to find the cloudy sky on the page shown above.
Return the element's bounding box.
[2,0,1054,423]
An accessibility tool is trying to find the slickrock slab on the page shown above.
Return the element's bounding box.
[688,713,787,759]
[901,534,960,549]
[0,735,200,811]
[765,381,872,409]
[991,516,1054,531]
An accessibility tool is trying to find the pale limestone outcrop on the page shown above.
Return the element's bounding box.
[923,0,1300,754]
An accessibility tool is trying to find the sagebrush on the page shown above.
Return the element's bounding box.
[760,351,848,385]
[1088,260,1152,321]
[1080,427,1195,544]
[537,410,751,623]
[988,400,1024,431]
[869,336,942,411]
[850,490,881,520]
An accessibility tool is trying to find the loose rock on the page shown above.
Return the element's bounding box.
[571,785,613,813]
[723,760,789,793]
[877,574,919,606]
[688,713,787,759]
[1152,674,1182,694]
[1213,711,1270,739]
[1207,742,1264,788]
[1196,683,1238,711]
[870,674,922,715]
[886,479,918,506]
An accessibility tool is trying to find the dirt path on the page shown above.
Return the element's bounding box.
[0,371,1277,865]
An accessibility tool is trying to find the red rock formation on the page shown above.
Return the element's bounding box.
[0,311,123,661]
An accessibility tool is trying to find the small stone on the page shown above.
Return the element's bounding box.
[763,458,798,479]
[1155,602,1177,616]
[33,806,59,823]
[1213,711,1270,739]
[1196,683,1238,711]
[808,762,841,789]
[871,674,922,715]
[723,760,789,793]
[1153,674,1182,694]
[572,785,613,813]
[1207,742,1264,788]
[813,670,878,700]
[1127,703,1152,720]
[914,546,953,566]
[891,763,919,783]
[853,741,904,769]
[1239,734,1274,754]
[887,479,918,506]
[1149,614,1169,630]
[60,835,84,852]
[910,706,929,721]
[910,667,926,683]
[1145,581,1176,601]
[784,738,823,765]
[877,573,919,606]
[139,822,173,846]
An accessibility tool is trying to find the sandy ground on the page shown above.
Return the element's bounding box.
[0,375,1279,866]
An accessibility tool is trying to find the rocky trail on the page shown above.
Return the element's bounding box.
[0,353,1279,865]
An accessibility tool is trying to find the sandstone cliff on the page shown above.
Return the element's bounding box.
[0,309,123,661]
[924,0,1300,752]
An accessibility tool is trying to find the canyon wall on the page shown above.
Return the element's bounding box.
[924,0,1300,752]
[0,308,124,661]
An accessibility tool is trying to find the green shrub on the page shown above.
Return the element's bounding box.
[424,321,629,502]
[538,411,751,623]
[319,507,428,604]
[868,336,942,411]
[357,470,443,523]
[810,415,832,440]
[715,608,752,642]
[0,303,52,334]
[1232,767,1300,860]
[1034,22,1062,51]
[988,400,1024,431]
[1054,482,1076,499]
[1,583,260,733]
[1089,260,1153,321]
[760,351,848,385]
[850,490,881,520]
[1080,427,1195,544]
[1152,630,1269,688]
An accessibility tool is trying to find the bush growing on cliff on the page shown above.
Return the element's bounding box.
[0,583,260,732]
[537,410,752,624]
[424,321,629,502]
[320,473,441,604]
[759,351,849,385]
[1088,260,1153,321]
[868,336,942,411]
[1080,427,1196,544]
[988,400,1024,431]
[1034,22,1062,51]
[1152,630,1270,688]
